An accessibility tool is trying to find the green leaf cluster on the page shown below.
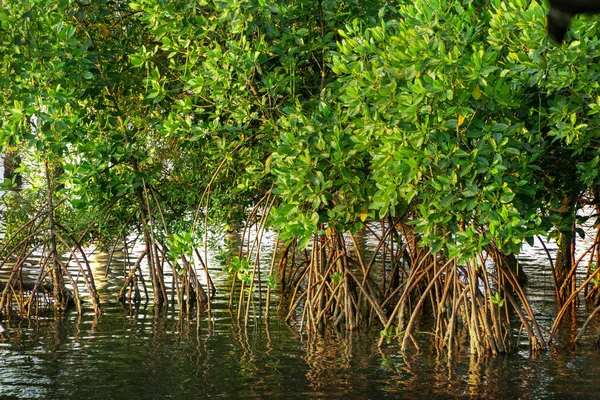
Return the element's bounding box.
[271,0,600,261]
[2,0,599,264]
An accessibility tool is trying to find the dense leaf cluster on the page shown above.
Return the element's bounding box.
[1,0,599,261]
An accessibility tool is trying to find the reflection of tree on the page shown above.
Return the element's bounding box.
[304,332,369,397]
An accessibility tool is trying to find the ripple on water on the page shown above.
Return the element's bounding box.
[2,227,600,398]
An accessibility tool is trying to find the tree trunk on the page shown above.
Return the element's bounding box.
[492,250,528,285]
[554,193,578,305]
[44,159,70,312]
[555,229,574,305]
[3,149,22,189]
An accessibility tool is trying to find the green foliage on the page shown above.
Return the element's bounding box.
[1,0,599,266]
[266,274,276,290]
[330,271,343,285]
[379,325,400,344]
[490,292,505,308]
[271,0,600,261]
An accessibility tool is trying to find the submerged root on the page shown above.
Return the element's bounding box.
[273,222,546,355]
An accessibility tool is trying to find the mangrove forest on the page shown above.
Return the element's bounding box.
[3,0,600,375]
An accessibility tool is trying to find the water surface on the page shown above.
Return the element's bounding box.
[2,234,600,399]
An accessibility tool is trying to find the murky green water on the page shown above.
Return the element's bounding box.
[3,300,600,399]
[3,235,600,399]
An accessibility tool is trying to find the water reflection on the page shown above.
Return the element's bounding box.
[304,332,364,398]
[4,227,600,399]
[3,299,600,399]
